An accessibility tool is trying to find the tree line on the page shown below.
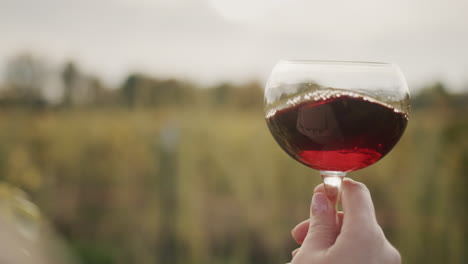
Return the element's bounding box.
[1,53,466,110]
[0,53,264,110]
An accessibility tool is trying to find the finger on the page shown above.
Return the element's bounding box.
[301,192,338,251]
[291,248,299,258]
[314,184,325,194]
[292,211,344,244]
[316,183,335,204]
[336,211,344,233]
[290,184,326,244]
[291,220,309,244]
[341,178,377,230]
[297,213,344,231]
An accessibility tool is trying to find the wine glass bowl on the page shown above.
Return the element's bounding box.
[264,60,410,203]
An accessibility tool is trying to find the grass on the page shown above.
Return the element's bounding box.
[0,105,466,263]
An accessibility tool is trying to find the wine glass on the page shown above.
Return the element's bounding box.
[264,60,410,206]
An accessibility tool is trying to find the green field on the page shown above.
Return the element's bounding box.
[0,93,466,264]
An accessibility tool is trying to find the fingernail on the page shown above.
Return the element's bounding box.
[312,193,328,215]
[291,227,297,238]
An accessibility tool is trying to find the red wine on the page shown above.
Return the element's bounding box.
[266,93,408,172]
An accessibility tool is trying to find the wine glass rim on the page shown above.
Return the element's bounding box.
[278,60,395,66]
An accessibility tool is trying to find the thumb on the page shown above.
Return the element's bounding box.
[301,192,338,251]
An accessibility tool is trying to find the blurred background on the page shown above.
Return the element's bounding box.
[0,0,467,263]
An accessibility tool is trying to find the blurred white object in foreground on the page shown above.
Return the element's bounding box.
[0,183,77,264]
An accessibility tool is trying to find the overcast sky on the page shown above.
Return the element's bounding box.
[1,0,468,92]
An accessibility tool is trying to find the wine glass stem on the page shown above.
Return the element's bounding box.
[320,171,346,209]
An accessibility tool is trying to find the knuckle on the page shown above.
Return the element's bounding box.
[386,245,402,264]
[308,222,336,236]
[313,184,324,193]
[291,250,323,264]
[353,181,370,193]
[304,231,336,246]
[351,225,382,245]
[305,222,337,245]
[344,179,370,194]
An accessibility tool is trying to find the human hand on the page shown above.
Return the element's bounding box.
[290,178,401,264]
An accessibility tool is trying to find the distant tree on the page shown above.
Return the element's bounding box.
[4,53,47,105]
[150,79,195,106]
[208,81,263,109]
[61,61,80,106]
[230,81,263,109]
[121,74,142,108]
[120,74,196,109]
[212,82,234,106]
[413,82,451,109]
[87,76,118,107]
